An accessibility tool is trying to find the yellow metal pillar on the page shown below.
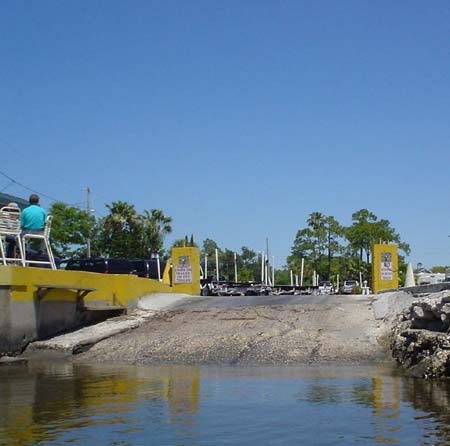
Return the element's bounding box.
[171,247,200,295]
[371,244,399,293]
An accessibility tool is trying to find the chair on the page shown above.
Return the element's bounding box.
[0,206,25,266]
[23,215,56,270]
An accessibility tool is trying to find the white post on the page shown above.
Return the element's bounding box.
[359,271,362,287]
[313,270,316,286]
[265,256,269,286]
[290,270,293,286]
[261,252,264,283]
[295,274,299,286]
[300,258,304,286]
[234,252,238,283]
[205,254,208,278]
[336,274,340,292]
[215,249,220,283]
[156,253,161,281]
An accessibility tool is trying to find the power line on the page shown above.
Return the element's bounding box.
[0,168,112,222]
[0,170,66,203]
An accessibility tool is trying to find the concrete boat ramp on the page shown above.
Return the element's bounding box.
[23,293,384,360]
[15,284,450,371]
[22,293,381,360]
[18,291,416,362]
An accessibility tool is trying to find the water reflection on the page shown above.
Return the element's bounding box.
[0,360,201,445]
[0,361,450,445]
[403,378,450,446]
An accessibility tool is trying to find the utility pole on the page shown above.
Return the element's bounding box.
[86,187,91,257]
[266,238,270,286]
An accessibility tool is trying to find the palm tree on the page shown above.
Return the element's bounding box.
[101,201,139,257]
[306,212,327,276]
[141,209,172,254]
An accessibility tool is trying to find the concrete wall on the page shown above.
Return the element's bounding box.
[400,282,450,295]
[0,266,173,354]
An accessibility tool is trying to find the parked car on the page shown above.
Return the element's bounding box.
[341,280,359,294]
[318,280,334,294]
[131,259,167,280]
[58,259,69,270]
[65,258,137,275]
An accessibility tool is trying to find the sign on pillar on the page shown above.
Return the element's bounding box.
[171,247,200,295]
[371,244,399,294]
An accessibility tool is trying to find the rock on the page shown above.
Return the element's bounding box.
[372,291,413,321]
[390,291,450,379]
[411,318,433,329]
[411,305,434,321]
[441,313,450,331]
[440,303,450,315]
[427,320,445,332]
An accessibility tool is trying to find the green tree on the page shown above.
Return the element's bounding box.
[344,209,377,261]
[239,246,260,281]
[201,239,221,279]
[49,202,95,258]
[324,215,344,278]
[432,266,450,273]
[98,201,139,257]
[171,238,187,248]
[98,202,172,258]
[288,212,342,280]
[345,209,410,264]
[274,268,290,285]
[222,248,237,280]
[201,238,219,257]
[144,209,173,252]
[171,234,198,248]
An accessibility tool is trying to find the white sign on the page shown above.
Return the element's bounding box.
[174,264,193,284]
[380,252,393,281]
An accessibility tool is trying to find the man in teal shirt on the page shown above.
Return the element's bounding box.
[21,194,46,234]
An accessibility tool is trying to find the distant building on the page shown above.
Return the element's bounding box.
[0,192,28,210]
[416,272,445,285]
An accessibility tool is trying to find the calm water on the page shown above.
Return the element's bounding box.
[1,360,450,445]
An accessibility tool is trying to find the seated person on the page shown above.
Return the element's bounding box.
[21,194,46,235]
[21,194,46,253]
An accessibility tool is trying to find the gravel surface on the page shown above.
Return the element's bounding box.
[76,297,390,366]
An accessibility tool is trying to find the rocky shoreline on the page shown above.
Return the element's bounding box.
[390,290,450,379]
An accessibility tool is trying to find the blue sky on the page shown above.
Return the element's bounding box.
[1,1,449,268]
